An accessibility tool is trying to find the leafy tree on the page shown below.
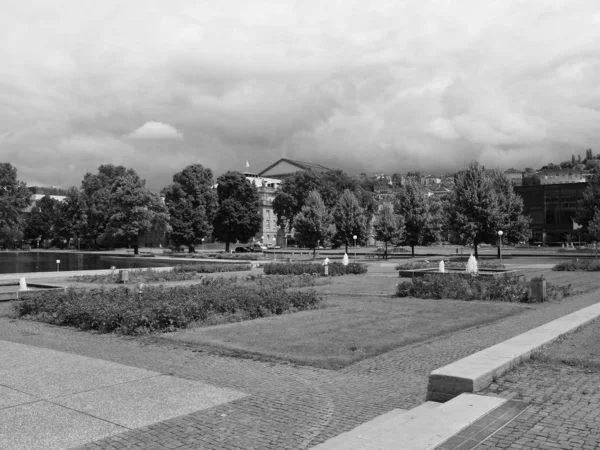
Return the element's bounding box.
[587,208,600,258]
[272,171,321,232]
[575,172,600,238]
[585,159,600,171]
[394,178,441,256]
[213,171,261,252]
[332,190,367,253]
[81,165,137,248]
[524,167,535,173]
[448,161,502,259]
[24,195,61,244]
[489,170,532,256]
[104,172,169,255]
[293,190,336,259]
[163,164,218,253]
[0,163,31,246]
[55,187,87,248]
[272,169,371,232]
[578,154,582,164]
[586,148,593,161]
[572,154,576,165]
[373,203,404,259]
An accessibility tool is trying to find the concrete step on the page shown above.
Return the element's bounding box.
[311,394,505,450]
[311,402,440,450]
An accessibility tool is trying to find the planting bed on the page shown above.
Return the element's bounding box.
[398,268,523,278]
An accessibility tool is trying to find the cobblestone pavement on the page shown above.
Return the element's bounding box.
[478,355,600,449]
[2,273,600,449]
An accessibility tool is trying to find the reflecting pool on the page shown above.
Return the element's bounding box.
[0,252,176,274]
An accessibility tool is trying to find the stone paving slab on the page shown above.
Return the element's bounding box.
[0,341,159,398]
[53,375,247,429]
[0,385,37,409]
[0,401,127,450]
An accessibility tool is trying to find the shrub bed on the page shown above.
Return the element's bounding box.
[553,259,600,271]
[395,260,504,270]
[15,280,323,335]
[263,262,368,276]
[72,264,252,284]
[396,273,571,303]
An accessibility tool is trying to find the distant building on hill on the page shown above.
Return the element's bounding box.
[538,168,589,185]
[504,168,523,186]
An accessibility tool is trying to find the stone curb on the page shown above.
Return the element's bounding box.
[427,301,600,402]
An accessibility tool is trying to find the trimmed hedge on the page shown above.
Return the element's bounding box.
[263,262,368,276]
[172,263,251,273]
[553,259,600,271]
[16,282,323,335]
[395,260,504,271]
[396,273,571,303]
[71,264,252,284]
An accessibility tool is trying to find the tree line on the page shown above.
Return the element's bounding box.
[3,159,600,256]
[0,163,261,254]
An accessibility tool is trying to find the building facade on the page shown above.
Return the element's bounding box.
[244,172,283,246]
[515,182,589,245]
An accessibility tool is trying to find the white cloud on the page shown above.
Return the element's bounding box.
[1,0,600,190]
[126,122,183,140]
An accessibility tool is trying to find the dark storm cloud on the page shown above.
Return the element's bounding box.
[1,0,600,190]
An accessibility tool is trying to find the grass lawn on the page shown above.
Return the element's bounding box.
[533,318,600,369]
[163,294,531,369]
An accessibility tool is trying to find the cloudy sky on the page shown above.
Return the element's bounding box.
[2,0,600,190]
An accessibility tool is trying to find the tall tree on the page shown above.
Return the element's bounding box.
[448,161,502,259]
[293,190,336,259]
[105,172,169,255]
[213,171,261,252]
[373,203,404,259]
[587,208,600,258]
[81,165,136,248]
[272,169,372,233]
[272,171,321,232]
[0,163,31,247]
[489,170,532,255]
[575,172,600,237]
[55,187,87,248]
[394,178,440,256]
[332,190,366,253]
[24,195,61,244]
[163,164,218,253]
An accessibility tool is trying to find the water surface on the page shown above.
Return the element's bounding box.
[0,252,175,274]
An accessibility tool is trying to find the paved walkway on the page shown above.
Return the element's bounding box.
[1,267,600,449]
[477,344,600,449]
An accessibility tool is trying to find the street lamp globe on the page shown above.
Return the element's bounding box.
[498,230,503,236]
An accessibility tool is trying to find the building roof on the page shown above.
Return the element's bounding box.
[258,158,331,176]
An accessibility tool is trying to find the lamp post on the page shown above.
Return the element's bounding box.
[56,259,60,272]
[202,238,205,251]
[498,230,504,266]
[353,235,358,262]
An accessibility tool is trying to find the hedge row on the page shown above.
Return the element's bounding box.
[16,283,322,335]
[262,262,368,276]
[172,263,252,273]
[553,259,600,271]
[72,264,252,284]
[395,260,504,271]
[396,273,571,303]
